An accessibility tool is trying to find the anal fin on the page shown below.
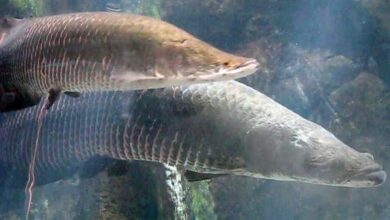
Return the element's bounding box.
[184,170,227,182]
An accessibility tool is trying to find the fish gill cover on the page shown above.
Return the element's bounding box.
[0,0,389,220]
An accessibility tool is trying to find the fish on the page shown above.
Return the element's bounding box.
[105,2,122,12]
[0,81,385,188]
[0,12,259,111]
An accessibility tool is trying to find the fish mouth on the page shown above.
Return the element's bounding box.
[197,58,259,81]
[346,165,386,187]
[235,58,259,69]
[225,58,259,77]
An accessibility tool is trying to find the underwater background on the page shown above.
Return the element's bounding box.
[0,0,389,219]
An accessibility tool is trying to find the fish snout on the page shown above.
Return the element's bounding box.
[365,169,386,186]
[216,58,259,80]
[224,58,259,70]
[350,164,386,187]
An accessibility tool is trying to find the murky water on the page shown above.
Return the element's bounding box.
[0,0,389,219]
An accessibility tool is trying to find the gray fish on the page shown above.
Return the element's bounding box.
[0,81,385,187]
[0,12,258,111]
[106,2,122,12]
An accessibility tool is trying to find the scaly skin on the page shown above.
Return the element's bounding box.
[0,12,258,110]
[0,81,385,187]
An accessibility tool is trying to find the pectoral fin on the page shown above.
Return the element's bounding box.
[64,91,81,98]
[45,90,80,110]
[184,170,227,182]
[44,89,62,110]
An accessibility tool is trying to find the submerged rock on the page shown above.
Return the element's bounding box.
[329,72,390,142]
[0,162,182,220]
[357,0,390,85]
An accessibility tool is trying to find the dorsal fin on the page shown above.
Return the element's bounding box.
[0,17,22,45]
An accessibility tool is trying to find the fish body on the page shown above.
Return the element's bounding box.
[0,81,385,187]
[0,12,258,111]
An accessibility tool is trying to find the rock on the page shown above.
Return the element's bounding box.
[356,0,390,85]
[357,0,390,34]
[239,42,360,121]
[0,161,183,220]
[329,72,390,145]
[161,0,255,51]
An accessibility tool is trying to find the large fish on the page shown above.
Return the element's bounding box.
[0,12,258,111]
[0,81,385,187]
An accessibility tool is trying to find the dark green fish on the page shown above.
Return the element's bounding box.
[0,12,258,111]
[0,81,385,187]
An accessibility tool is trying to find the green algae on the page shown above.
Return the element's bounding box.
[189,182,217,220]
[123,0,161,18]
[9,0,44,16]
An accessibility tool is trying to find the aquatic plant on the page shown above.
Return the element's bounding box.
[189,182,217,220]
[120,0,161,18]
[138,0,161,18]
[9,0,44,16]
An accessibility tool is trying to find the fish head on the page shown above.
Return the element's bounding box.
[240,122,386,188]
[118,16,259,86]
[297,127,386,188]
[156,36,259,82]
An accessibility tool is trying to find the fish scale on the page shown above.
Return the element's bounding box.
[0,12,259,112]
[0,81,254,184]
[0,81,384,188]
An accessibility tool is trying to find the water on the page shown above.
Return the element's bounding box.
[0,0,389,219]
